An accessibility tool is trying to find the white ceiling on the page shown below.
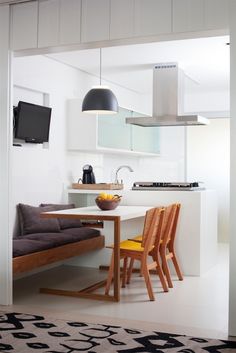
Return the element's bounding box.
[48,35,230,96]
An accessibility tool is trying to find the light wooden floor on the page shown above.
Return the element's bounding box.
[8,243,230,340]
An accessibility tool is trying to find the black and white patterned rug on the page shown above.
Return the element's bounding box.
[0,312,235,353]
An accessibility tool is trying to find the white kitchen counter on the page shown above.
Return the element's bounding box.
[67,188,217,276]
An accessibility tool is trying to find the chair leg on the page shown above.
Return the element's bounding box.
[142,264,155,301]
[160,248,173,288]
[105,251,114,295]
[126,258,134,284]
[122,257,128,288]
[153,254,169,292]
[171,250,183,281]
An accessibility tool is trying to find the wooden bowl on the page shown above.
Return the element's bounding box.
[95,198,120,211]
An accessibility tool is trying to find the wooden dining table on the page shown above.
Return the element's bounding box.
[40,205,152,302]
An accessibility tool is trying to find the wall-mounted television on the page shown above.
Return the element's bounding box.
[14,101,52,143]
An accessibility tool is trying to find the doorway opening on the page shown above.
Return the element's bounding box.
[12,35,230,338]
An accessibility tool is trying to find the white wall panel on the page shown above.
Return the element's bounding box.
[0,4,12,305]
[60,0,81,45]
[110,0,134,40]
[229,0,236,337]
[81,0,110,42]
[11,1,38,50]
[187,119,230,242]
[38,0,59,48]
[134,0,172,37]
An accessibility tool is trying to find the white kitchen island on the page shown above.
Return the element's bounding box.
[67,189,217,276]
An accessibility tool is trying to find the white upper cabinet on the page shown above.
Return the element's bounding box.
[173,0,229,33]
[59,0,81,45]
[173,0,205,33]
[11,1,38,50]
[67,99,160,155]
[38,0,60,48]
[110,0,134,40]
[204,0,229,30]
[81,0,110,43]
[134,0,172,37]
[10,0,229,51]
[39,0,81,48]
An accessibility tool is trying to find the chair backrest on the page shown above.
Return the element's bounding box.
[168,203,181,248]
[141,207,157,246]
[141,207,165,254]
[161,203,181,246]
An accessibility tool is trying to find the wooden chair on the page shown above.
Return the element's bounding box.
[127,203,183,288]
[160,203,183,288]
[105,207,167,301]
[105,207,159,292]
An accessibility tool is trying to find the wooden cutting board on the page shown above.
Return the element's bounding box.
[72,183,124,190]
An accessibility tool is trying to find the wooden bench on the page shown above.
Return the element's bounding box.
[13,235,105,274]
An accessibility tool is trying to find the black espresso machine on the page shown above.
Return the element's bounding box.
[82,164,96,184]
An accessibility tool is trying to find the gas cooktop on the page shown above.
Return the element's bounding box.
[132,182,204,191]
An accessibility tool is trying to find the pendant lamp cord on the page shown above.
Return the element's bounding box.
[99,48,102,85]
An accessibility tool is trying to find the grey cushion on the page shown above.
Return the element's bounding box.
[13,238,55,257]
[22,232,76,247]
[62,227,100,241]
[14,228,101,257]
[40,203,82,229]
[18,204,60,235]
[23,228,100,245]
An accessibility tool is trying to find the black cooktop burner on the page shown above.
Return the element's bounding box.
[133,182,200,188]
[132,182,204,190]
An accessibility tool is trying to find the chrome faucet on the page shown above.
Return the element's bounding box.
[115,165,134,184]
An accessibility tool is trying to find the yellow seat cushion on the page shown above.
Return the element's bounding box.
[120,240,144,251]
[107,240,145,252]
[129,235,163,244]
[130,235,142,242]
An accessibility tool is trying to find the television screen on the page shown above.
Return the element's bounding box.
[14,101,52,143]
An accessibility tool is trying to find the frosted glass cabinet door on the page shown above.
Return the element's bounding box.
[98,107,160,154]
[98,107,131,150]
[131,125,160,153]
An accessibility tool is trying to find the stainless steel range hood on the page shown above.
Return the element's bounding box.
[126,63,209,127]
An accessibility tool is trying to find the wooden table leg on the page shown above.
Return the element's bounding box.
[40,216,121,302]
[113,217,120,301]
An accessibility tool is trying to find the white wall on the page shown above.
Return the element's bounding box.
[0,4,12,305]
[229,0,236,337]
[185,90,229,115]
[101,126,186,188]
[187,119,230,242]
[12,55,81,235]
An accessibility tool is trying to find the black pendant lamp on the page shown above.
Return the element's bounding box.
[82,48,118,115]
